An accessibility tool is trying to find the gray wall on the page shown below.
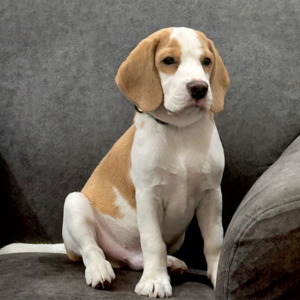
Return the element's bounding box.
[1,0,300,268]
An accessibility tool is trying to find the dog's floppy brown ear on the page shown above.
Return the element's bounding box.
[115,32,164,113]
[207,39,230,114]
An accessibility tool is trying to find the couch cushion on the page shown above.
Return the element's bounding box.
[0,253,214,299]
[216,136,300,299]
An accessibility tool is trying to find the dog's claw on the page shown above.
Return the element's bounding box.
[85,259,115,289]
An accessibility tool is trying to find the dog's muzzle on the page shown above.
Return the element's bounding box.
[186,81,208,100]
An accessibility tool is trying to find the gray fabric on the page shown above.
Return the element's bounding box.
[0,253,214,299]
[216,136,300,299]
[1,0,300,277]
[1,0,300,246]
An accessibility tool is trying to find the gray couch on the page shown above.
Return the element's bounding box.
[1,1,300,299]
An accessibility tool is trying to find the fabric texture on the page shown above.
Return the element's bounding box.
[216,136,300,299]
[0,253,214,300]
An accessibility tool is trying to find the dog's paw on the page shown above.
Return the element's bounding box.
[206,252,221,289]
[207,266,217,289]
[207,260,219,289]
[167,255,188,275]
[85,259,116,289]
[135,273,172,298]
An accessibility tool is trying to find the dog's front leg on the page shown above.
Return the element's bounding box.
[196,187,223,289]
[134,189,172,298]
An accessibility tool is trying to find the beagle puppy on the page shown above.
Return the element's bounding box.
[1,27,230,298]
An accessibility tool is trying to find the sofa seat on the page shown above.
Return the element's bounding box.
[0,253,214,299]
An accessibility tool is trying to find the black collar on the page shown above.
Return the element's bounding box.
[134,106,168,125]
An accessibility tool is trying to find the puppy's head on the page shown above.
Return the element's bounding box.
[116,27,230,117]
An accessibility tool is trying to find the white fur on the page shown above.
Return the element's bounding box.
[132,111,224,296]
[0,27,225,298]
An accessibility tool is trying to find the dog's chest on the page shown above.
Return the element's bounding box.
[131,115,224,210]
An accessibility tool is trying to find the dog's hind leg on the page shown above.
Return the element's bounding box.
[62,192,115,289]
[167,255,188,275]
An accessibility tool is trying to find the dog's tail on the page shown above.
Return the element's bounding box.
[0,243,66,255]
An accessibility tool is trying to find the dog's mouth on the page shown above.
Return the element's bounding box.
[196,98,209,110]
[166,99,209,115]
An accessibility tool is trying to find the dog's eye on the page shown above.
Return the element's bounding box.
[163,57,175,65]
[202,58,211,66]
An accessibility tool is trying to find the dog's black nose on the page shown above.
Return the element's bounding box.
[187,81,209,100]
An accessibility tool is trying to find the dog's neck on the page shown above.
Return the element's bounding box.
[134,106,168,125]
[148,104,212,128]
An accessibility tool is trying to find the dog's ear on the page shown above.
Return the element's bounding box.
[115,32,164,113]
[207,39,230,114]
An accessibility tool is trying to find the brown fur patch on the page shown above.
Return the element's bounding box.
[81,125,136,218]
[140,121,145,129]
[116,28,174,113]
[209,111,215,124]
[65,246,82,262]
[155,36,181,75]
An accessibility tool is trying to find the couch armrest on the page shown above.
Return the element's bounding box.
[216,136,300,299]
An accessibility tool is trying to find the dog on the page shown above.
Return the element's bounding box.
[0,27,230,298]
